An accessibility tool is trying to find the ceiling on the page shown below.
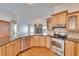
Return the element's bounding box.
[0,3,62,25]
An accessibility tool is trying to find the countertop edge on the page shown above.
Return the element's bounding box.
[0,35,50,47]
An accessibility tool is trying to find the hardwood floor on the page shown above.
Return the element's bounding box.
[17,47,58,56]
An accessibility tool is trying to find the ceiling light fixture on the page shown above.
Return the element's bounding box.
[27,3,34,5]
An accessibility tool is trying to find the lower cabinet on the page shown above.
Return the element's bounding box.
[34,36,40,46]
[0,36,51,56]
[77,43,79,55]
[30,36,34,47]
[65,40,75,56]
[12,39,20,56]
[25,37,30,49]
[20,37,30,51]
[0,45,6,56]
[45,36,51,48]
[6,39,20,56]
[65,39,79,56]
[6,42,13,56]
[39,36,45,47]
[30,36,51,48]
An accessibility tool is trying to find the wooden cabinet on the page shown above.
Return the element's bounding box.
[33,36,40,46]
[25,37,30,49]
[6,42,13,56]
[47,11,67,31]
[0,36,51,56]
[0,39,21,56]
[52,15,58,27]
[47,18,53,31]
[30,36,50,48]
[0,45,6,56]
[6,39,20,56]
[30,36,34,47]
[39,36,45,46]
[12,39,20,56]
[66,12,79,32]
[20,37,30,51]
[65,40,75,56]
[57,12,67,25]
[65,39,79,56]
[20,38,26,51]
[47,16,58,30]
[52,11,67,25]
[45,36,51,48]
[77,43,79,55]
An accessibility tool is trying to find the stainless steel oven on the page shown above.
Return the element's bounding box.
[51,38,64,56]
[50,26,67,56]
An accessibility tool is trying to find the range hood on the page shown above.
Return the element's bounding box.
[52,24,66,29]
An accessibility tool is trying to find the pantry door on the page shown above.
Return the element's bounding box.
[0,20,10,42]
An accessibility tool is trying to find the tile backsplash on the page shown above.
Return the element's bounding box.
[67,32,79,39]
[54,28,67,33]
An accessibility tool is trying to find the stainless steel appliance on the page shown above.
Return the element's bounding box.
[51,26,67,56]
[51,38,64,56]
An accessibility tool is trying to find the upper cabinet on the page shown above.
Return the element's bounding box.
[52,15,58,26]
[47,11,67,31]
[47,15,58,31]
[47,18,53,31]
[57,12,67,25]
[52,11,67,25]
[66,12,79,32]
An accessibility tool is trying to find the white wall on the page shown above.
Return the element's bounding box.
[53,3,79,14]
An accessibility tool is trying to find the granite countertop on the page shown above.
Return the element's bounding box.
[0,40,9,47]
[0,36,26,47]
[0,35,79,47]
[0,35,50,47]
[66,37,79,43]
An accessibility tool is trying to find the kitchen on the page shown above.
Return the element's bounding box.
[0,3,79,56]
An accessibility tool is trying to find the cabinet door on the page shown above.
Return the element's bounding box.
[6,43,13,56]
[66,12,79,32]
[57,12,67,25]
[52,15,58,26]
[47,16,57,30]
[20,37,29,51]
[47,19,52,31]
[47,20,50,30]
[67,16,77,32]
[0,47,1,55]
[26,37,30,49]
[30,36,34,47]
[0,45,6,56]
[6,39,21,56]
[45,36,51,48]
[77,13,79,31]
[12,39,21,56]
[20,38,27,51]
[39,36,45,47]
[33,36,40,46]
[77,43,79,56]
[65,40,75,56]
